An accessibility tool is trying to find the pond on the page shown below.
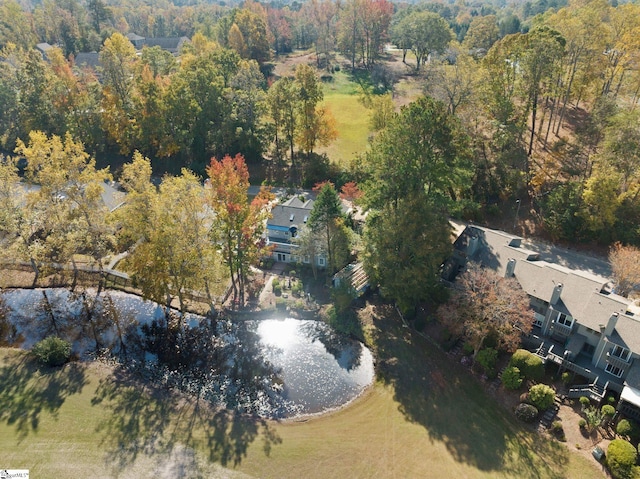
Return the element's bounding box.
[250,318,375,415]
[1,288,375,418]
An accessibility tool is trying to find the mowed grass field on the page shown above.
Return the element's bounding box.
[0,301,604,479]
[317,71,372,168]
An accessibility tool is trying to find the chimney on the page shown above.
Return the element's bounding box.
[505,258,516,278]
[468,235,479,257]
[604,312,619,337]
[550,283,563,305]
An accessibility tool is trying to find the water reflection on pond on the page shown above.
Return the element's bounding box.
[249,318,375,415]
[1,288,375,418]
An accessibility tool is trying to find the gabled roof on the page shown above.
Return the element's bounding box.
[126,33,145,41]
[74,52,101,70]
[611,313,640,354]
[268,197,314,230]
[36,42,53,53]
[141,37,190,53]
[459,224,636,338]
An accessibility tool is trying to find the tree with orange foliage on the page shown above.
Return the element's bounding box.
[206,154,274,305]
[340,182,363,202]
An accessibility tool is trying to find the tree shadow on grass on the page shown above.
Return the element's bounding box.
[368,303,570,479]
[92,367,281,476]
[0,351,88,441]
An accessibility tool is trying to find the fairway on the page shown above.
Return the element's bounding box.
[318,71,372,167]
[0,300,605,479]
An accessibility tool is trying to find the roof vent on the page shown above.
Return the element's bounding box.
[290,214,294,221]
[304,215,308,223]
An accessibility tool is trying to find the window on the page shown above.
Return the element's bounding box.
[556,312,573,327]
[610,344,631,362]
[605,363,624,378]
[533,313,545,328]
[318,257,325,266]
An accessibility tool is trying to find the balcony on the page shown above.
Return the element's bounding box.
[551,321,573,337]
[607,352,631,370]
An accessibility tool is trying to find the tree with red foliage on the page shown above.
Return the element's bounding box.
[340,182,363,202]
[205,154,274,305]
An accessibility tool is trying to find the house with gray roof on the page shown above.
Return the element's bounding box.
[141,37,190,54]
[36,42,54,59]
[126,32,145,49]
[450,224,640,420]
[265,197,326,267]
[73,52,101,72]
[125,33,190,55]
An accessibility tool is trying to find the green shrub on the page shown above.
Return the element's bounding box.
[561,371,571,385]
[324,304,362,338]
[289,270,296,278]
[617,419,640,442]
[273,284,282,296]
[528,384,556,411]
[515,403,539,422]
[462,343,474,355]
[579,419,587,428]
[602,405,616,418]
[509,349,544,381]
[583,406,604,433]
[292,299,305,310]
[476,348,498,375]
[551,420,565,440]
[579,396,591,409]
[292,281,304,297]
[32,336,71,367]
[502,366,523,390]
[607,439,638,479]
[275,297,286,309]
[272,278,280,289]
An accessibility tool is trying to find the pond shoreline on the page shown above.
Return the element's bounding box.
[1,287,375,419]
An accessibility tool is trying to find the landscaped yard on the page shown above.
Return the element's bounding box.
[0,297,605,478]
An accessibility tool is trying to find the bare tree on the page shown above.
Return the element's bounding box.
[609,242,640,297]
[437,262,533,358]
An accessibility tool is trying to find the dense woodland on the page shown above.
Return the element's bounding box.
[1,0,640,314]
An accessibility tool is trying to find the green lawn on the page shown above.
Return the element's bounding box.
[235,311,603,479]
[0,302,604,479]
[317,71,372,168]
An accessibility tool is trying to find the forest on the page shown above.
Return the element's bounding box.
[1,0,640,313]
